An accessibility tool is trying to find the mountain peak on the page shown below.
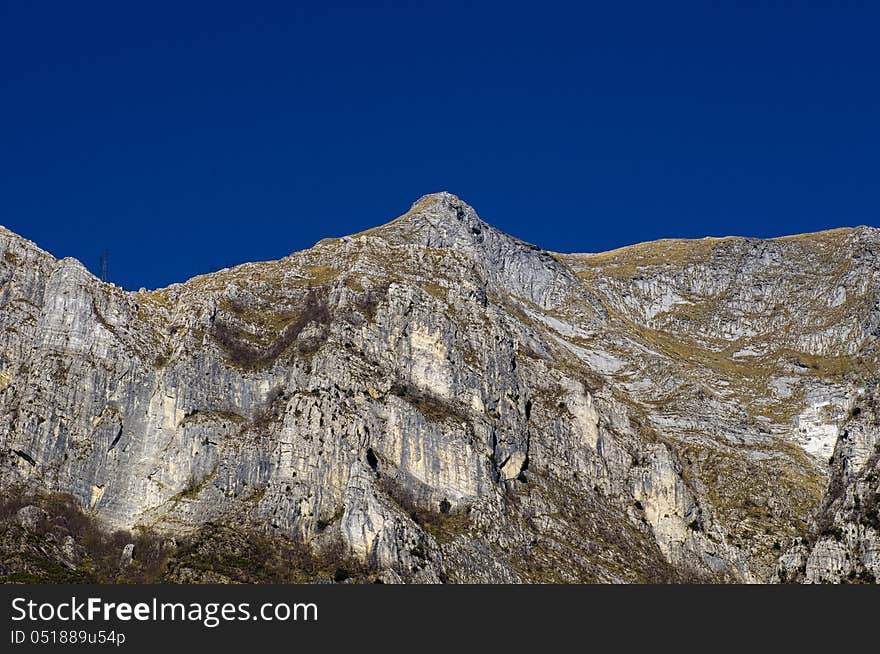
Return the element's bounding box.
[358,192,574,307]
[360,191,496,259]
[407,190,469,212]
[392,191,485,235]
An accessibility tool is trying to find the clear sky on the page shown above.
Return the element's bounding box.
[2,1,877,290]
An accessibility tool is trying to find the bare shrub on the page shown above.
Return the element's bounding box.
[213,289,332,369]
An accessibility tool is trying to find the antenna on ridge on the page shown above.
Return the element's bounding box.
[99,250,109,282]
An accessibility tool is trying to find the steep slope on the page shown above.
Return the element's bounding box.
[776,384,880,583]
[1,193,877,583]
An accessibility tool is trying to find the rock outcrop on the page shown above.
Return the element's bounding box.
[1,192,877,583]
[776,387,879,583]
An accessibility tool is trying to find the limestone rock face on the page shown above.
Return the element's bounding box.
[776,388,880,584]
[1,193,878,583]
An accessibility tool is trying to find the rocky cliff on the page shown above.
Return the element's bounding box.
[1,192,877,583]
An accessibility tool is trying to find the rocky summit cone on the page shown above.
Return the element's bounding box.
[0,195,878,584]
[360,192,575,308]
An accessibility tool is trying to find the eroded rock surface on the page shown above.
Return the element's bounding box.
[1,192,877,583]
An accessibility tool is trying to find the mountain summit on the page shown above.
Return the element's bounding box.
[361,192,575,307]
[0,196,877,584]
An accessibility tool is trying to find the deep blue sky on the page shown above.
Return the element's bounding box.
[2,2,878,290]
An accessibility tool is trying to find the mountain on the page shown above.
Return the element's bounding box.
[1,192,877,583]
